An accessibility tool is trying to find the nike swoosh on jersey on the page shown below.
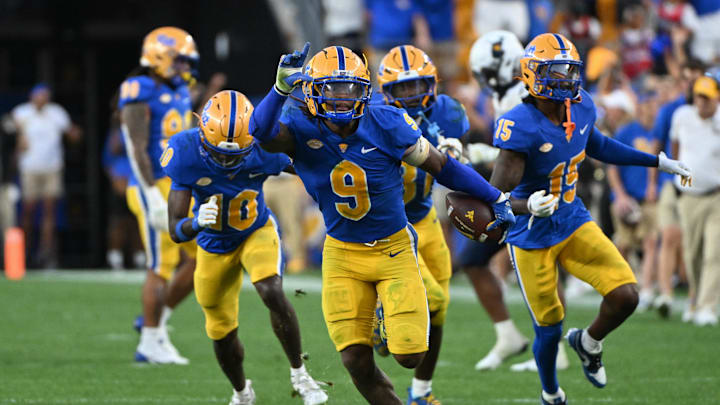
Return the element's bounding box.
[389,250,404,258]
[579,123,589,135]
[248,172,264,178]
[361,146,378,154]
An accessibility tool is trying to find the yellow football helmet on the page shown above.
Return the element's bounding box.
[197,90,254,170]
[520,33,583,102]
[302,46,372,125]
[140,26,199,85]
[377,45,437,116]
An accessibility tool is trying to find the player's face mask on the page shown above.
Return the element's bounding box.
[317,81,370,126]
[170,55,198,87]
[474,68,499,90]
[383,77,435,117]
[203,143,250,169]
[535,62,581,101]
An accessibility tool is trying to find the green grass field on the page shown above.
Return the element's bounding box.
[1,271,718,404]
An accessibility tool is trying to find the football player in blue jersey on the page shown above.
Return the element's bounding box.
[469,30,570,374]
[373,44,467,404]
[164,90,328,405]
[118,26,200,364]
[249,43,516,405]
[489,33,692,405]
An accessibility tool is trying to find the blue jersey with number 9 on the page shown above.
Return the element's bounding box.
[493,89,596,249]
[162,128,291,253]
[280,102,421,243]
[117,75,192,185]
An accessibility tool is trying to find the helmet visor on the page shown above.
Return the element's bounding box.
[473,68,499,89]
[203,143,249,168]
[538,62,581,90]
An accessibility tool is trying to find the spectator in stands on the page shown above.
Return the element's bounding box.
[620,2,654,83]
[416,0,458,90]
[322,0,365,56]
[670,75,720,327]
[366,0,431,85]
[473,0,529,43]
[651,59,705,319]
[525,0,554,40]
[264,173,310,273]
[557,1,602,62]
[12,83,81,268]
[652,0,699,76]
[604,91,660,312]
[103,112,144,270]
[690,0,720,64]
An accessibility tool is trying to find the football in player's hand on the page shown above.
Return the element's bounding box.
[445,191,504,242]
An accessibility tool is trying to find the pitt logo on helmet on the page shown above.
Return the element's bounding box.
[196,90,254,170]
[520,33,583,102]
[140,26,199,85]
[377,45,437,117]
[302,46,372,125]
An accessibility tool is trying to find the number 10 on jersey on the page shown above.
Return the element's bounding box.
[204,190,259,232]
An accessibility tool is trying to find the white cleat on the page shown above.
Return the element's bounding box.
[291,371,328,405]
[475,334,529,371]
[510,343,569,372]
[693,308,718,327]
[510,358,537,372]
[654,295,672,319]
[160,328,189,365]
[636,290,655,313]
[682,305,696,323]
[229,380,256,405]
[135,339,183,365]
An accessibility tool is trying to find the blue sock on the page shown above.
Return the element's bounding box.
[533,321,563,394]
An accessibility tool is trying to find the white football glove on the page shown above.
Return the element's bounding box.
[466,143,500,164]
[527,190,559,218]
[437,136,468,163]
[143,186,169,232]
[658,151,693,186]
[196,196,219,228]
[526,190,559,230]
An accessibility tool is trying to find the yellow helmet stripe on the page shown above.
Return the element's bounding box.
[227,91,237,142]
[400,46,411,71]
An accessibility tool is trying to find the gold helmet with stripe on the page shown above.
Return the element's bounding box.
[377,45,437,116]
[302,46,372,125]
[197,90,254,169]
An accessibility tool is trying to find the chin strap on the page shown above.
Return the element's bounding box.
[562,97,576,142]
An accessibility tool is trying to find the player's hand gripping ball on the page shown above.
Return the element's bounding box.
[446,191,508,243]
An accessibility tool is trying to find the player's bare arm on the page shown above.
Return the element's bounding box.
[490,149,531,215]
[167,188,195,243]
[121,103,155,188]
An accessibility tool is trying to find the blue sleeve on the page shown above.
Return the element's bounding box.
[586,127,658,167]
[117,76,155,109]
[491,112,531,154]
[651,104,672,146]
[264,151,293,175]
[161,136,191,190]
[442,96,470,138]
[434,156,502,203]
[249,87,288,143]
[171,181,190,191]
[371,106,422,160]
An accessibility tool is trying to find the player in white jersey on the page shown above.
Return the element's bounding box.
[467,30,568,372]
